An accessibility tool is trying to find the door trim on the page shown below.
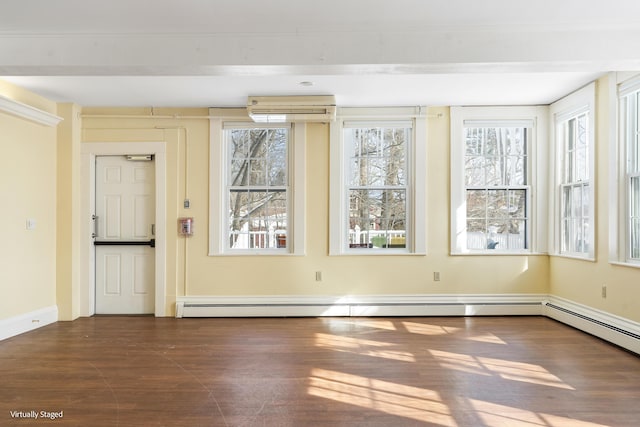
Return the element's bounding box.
[81,142,167,317]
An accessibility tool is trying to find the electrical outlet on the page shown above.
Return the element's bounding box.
[433,272,441,281]
[602,284,607,298]
[315,271,322,282]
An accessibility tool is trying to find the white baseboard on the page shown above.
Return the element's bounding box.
[0,305,58,341]
[175,294,545,318]
[176,294,640,355]
[543,296,640,355]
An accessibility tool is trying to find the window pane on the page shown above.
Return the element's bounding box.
[562,186,572,220]
[582,184,590,217]
[228,128,288,187]
[466,190,486,219]
[508,189,527,219]
[464,126,527,187]
[465,156,485,186]
[465,128,483,155]
[348,128,407,187]
[466,220,487,250]
[348,189,406,249]
[266,132,287,186]
[576,114,589,181]
[506,156,526,185]
[487,190,508,219]
[466,188,527,250]
[229,190,287,250]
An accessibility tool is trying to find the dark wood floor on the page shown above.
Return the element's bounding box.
[1,316,639,427]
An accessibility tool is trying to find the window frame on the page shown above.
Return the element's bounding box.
[329,107,427,255]
[550,83,596,260]
[613,73,640,266]
[450,106,548,255]
[209,109,306,256]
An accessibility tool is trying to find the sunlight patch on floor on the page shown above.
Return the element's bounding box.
[470,399,609,427]
[466,333,507,345]
[307,368,458,426]
[402,321,506,344]
[429,350,574,389]
[427,349,493,376]
[402,321,462,336]
[315,333,416,362]
[350,319,398,331]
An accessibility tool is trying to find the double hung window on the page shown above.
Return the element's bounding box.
[619,78,640,262]
[209,110,305,255]
[451,107,547,254]
[227,126,289,250]
[551,83,595,259]
[330,107,426,255]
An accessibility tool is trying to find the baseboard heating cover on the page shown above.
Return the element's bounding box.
[175,294,545,319]
[544,296,640,355]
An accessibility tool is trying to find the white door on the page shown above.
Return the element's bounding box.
[94,155,155,314]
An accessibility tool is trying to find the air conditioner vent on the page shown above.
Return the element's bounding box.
[247,95,336,123]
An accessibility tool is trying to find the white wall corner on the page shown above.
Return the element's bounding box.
[0,306,58,341]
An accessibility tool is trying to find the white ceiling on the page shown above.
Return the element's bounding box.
[2,0,640,108]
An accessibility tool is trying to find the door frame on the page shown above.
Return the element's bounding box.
[80,142,167,317]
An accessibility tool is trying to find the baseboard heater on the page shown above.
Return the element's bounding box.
[175,295,640,355]
[543,300,640,355]
[175,295,544,319]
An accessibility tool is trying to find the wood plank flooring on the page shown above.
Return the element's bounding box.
[1,316,639,427]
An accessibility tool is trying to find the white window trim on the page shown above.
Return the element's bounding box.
[610,72,640,267]
[329,107,427,255]
[450,106,548,255]
[209,108,306,256]
[549,82,596,261]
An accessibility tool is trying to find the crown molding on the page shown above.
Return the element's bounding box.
[0,95,63,127]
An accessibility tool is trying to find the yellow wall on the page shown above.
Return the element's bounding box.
[549,75,640,323]
[4,74,638,326]
[0,81,57,320]
[81,106,549,316]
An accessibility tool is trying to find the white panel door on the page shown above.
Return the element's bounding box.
[95,155,155,314]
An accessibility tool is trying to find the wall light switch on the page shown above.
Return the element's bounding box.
[26,219,36,230]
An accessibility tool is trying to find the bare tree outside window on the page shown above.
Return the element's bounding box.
[346,126,409,249]
[464,126,528,250]
[226,127,289,250]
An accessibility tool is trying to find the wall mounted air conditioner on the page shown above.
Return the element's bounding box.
[247,95,336,123]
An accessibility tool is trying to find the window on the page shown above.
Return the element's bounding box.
[451,107,548,254]
[551,83,595,259]
[330,107,426,255]
[618,76,640,263]
[209,109,305,255]
[227,126,289,250]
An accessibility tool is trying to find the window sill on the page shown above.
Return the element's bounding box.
[550,253,596,262]
[208,251,304,257]
[331,251,426,256]
[450,251,548,256]
[609,260,640,269]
